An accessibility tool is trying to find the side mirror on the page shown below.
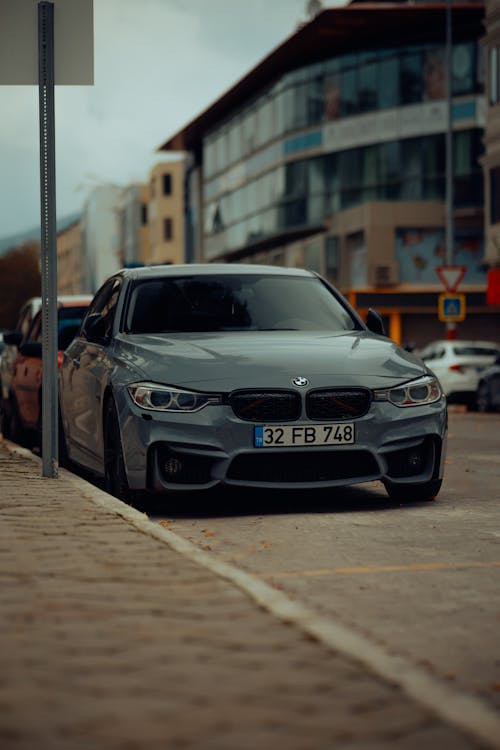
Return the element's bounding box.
[19,341,43,359]
[366,308,386,336]
[3,330,23,347]
[83,313,107,344]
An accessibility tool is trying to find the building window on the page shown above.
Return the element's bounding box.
[163,173,172,195]
[490,168,500,225]
[400,49,423,104]
[490,46,500,104]
[325,236,340,284]
[163,218,173,240]
[141,204,148,225]
[452,42,474,96]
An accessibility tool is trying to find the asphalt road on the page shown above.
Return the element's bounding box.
[150,409,500,713]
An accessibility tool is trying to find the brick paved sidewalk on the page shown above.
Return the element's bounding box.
[0,439,488,750]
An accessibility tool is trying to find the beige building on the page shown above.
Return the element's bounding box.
[57,219,86,295]
[116,183,150,268]
[146,160,185,265]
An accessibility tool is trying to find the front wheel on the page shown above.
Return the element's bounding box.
[0,397,11,439]
[58,406,69,467]
[9,396,30,448]
[103,398,138,504]
[383,478,442,503]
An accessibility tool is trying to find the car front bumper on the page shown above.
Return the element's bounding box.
[116,392,447,493]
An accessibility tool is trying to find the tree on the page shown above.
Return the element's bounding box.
[0,243,41,330]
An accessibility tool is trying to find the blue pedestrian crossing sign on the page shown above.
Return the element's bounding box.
[438,293,466,322]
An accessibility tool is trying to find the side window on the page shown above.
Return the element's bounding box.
[84,278,122,340]
[434,348,445,360]
[31,314,43,344]
[101,280,122,338]
[17,306,33,339]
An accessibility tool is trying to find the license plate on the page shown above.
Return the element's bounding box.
[254,423,355,447]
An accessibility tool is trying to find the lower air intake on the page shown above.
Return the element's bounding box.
[227,450,379,483]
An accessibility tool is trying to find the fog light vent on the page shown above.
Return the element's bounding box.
[157,445,214,485]
[385,439,431,479]
[407,450,423,472]
[163,457,183,477]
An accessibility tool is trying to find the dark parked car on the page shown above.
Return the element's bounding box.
[6,297,91,446]
[59,264,447,503]
[476,354,500,412]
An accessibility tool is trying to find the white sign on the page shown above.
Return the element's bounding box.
[436,265,467,293]
[0,0,93,85]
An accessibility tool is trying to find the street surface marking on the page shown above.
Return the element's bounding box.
[7,443,500,750]
[259,560,500,579]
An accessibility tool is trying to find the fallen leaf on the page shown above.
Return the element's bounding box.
[202,530,215,537]
[158,520,170,529]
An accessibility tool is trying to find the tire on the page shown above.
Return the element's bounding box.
[383,478,442,503]
[0,397,11,439]
[103,397,137,504]
[476,382,491,413]
[9,396,29,448]
[58,405,69,467]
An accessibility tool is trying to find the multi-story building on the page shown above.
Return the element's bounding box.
[146,161,185,265]
[160,1,497,346]
[57,166,186,295]
[81,184,123,293]
[116,183,150,268]
[56,218,86,294]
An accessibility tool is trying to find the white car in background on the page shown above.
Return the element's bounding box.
[418,340,500,407]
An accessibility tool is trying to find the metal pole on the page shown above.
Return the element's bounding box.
[38,1,58,477]
[445,0,456,340]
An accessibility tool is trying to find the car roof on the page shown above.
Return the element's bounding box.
[117,263,317,281]
[56,295,93,307]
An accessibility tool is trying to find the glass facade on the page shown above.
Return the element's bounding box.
[202,41,484,259]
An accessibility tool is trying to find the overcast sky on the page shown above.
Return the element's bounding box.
[0,0,342,240]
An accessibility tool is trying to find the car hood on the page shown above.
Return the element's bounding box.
[115,330,427,391]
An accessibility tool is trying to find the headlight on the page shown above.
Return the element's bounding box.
[127,382,222,412]
[373,375,442,407]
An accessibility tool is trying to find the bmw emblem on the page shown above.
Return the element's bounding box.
[292,376,309,387]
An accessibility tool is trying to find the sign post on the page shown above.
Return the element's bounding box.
[436,265,467,339]
[0,0,93,478]
[38,1,58,478]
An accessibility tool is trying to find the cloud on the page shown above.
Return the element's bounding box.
[0,0,308,237]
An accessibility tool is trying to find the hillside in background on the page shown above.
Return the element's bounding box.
[0,212,80,255]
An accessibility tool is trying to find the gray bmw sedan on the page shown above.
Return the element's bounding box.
[59,264,447,503]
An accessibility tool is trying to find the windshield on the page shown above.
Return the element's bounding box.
[125,274,360,334]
